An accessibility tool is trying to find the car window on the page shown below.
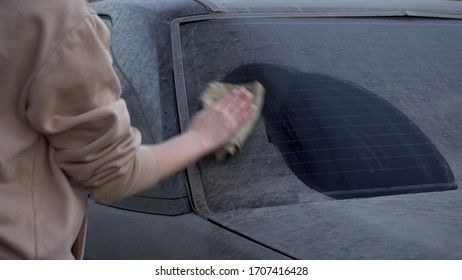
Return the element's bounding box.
[178,17,461,213]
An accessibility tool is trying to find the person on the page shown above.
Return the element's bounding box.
[0,0,256,259]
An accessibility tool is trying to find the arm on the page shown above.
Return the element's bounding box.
[150,88,256,182]
[26,12,255,204]
[120,87,256,198]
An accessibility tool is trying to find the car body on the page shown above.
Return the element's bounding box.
[85,0,462,259]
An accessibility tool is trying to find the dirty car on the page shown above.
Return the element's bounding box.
[85,0,462,259]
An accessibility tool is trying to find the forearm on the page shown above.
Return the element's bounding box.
[129,88,255,197]
[147,129,211,182]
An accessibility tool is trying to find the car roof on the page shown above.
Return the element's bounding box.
[196,0,462,16]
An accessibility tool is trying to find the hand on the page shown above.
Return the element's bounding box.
[146,87,256,185]
[188,87,257,153]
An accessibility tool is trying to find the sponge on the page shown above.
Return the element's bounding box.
[201,81,265,161]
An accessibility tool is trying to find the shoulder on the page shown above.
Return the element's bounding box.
[14,0,102,70]
[9,0,95,39]
[17,0,93,16]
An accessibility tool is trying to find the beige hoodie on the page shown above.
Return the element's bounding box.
[0,0,159,259]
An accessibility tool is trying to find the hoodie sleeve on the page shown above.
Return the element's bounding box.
[26,13,159,204]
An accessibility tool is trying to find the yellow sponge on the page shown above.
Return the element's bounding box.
[201,81,265,161]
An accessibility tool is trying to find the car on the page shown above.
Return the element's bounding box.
[85,0,462,259]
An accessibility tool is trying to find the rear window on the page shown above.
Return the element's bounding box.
[178,17,460,212]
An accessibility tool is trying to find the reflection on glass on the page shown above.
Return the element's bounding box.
[223,63,455,198]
